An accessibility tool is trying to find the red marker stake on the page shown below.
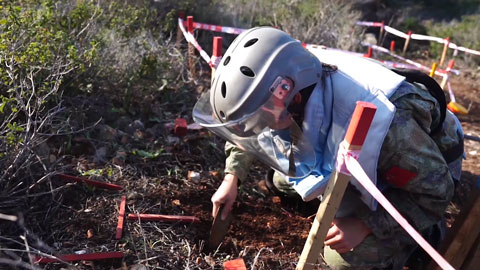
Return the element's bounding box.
[34,252,124,264]
[128,213,200,223]
[115,196,127,240]
[57,174,123,191]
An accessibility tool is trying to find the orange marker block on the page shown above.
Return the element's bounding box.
[174,118,188,137]
[224,258,247,270]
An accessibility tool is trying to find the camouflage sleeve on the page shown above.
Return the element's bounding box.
[356,82,455,239]
[224,141,255,181]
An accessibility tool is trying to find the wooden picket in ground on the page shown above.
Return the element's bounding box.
[128,213,200,223]
[34,251,124,263]
[296,102,377,270]
[461,234,480,270]
[430,190,480,270]
[115,196,127,240]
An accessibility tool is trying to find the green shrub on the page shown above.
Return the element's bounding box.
[425,14,480,66]
[213,0,361,50]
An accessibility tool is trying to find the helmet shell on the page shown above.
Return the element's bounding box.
[211,27,322,123]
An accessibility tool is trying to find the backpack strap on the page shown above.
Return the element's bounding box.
[390,69,447,135]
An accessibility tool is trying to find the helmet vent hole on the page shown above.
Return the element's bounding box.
[221,82,227,98]
[244,38,258,47]
[219,111,226,119]
[240,66,255,77]
[223,56,231,66]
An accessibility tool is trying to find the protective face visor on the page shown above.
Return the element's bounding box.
[193,76,316,178]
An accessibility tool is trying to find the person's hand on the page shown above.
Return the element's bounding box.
[324,217,372,254]
[211,173,238,220]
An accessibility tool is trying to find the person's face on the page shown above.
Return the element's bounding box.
[261,77,294,130]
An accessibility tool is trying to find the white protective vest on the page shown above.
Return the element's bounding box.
[289,47,406,210]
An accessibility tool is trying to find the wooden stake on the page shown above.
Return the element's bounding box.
[115,196,127,240]
[390,40,396,52]
[402,31,412,56]
[128,213,200,223]
[440,60,455,89]
[56,174,123,191]
[378,21,385,45]
[34,252,124,263]
[430,62,438,77]
[296,102,377,270]
[440,37,450,67]
[429,191,480,270]
[364,47,373,58]
[175,11,185,48]
[187,16,196,79]
[211,36,223,82]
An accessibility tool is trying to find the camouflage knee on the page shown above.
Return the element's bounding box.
[323,235,394,270]
[272,170,298,197]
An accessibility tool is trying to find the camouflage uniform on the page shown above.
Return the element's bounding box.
[224,81,462,270]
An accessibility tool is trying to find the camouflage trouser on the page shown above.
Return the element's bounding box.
[323,186,416,270]
[270,173,415,270]
[271,170,298,196]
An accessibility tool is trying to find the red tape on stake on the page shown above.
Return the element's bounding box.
[128,213,200,223]
[56,174,123,191]
[344,101,377,146]
[34,252,124,264]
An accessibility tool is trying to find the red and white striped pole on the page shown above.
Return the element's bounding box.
[176,11,185,48]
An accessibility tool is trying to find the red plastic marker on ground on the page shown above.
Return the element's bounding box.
[57,174,123,191]
[115,196,127,240]
[128,213,200,223]
[174,118,188,137]
[34,251,124,264]
[224,258,247,270]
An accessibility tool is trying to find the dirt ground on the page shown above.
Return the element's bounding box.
[29,62,480,270]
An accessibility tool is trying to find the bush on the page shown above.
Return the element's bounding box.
[0,0,196,266]
[425,14,480,66]
[215,0,362,50]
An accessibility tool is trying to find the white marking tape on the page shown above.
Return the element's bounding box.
[356,21,480,57]
[177,19,230,68]
[345,157,455,270]
[362,42,461,76]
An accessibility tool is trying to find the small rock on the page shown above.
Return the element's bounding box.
[128,264,147,270]
[74,249,87,255]
[272,196,282,204]
[204,255,215,267]
[188,171,201,183]
[87,229,94,239]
